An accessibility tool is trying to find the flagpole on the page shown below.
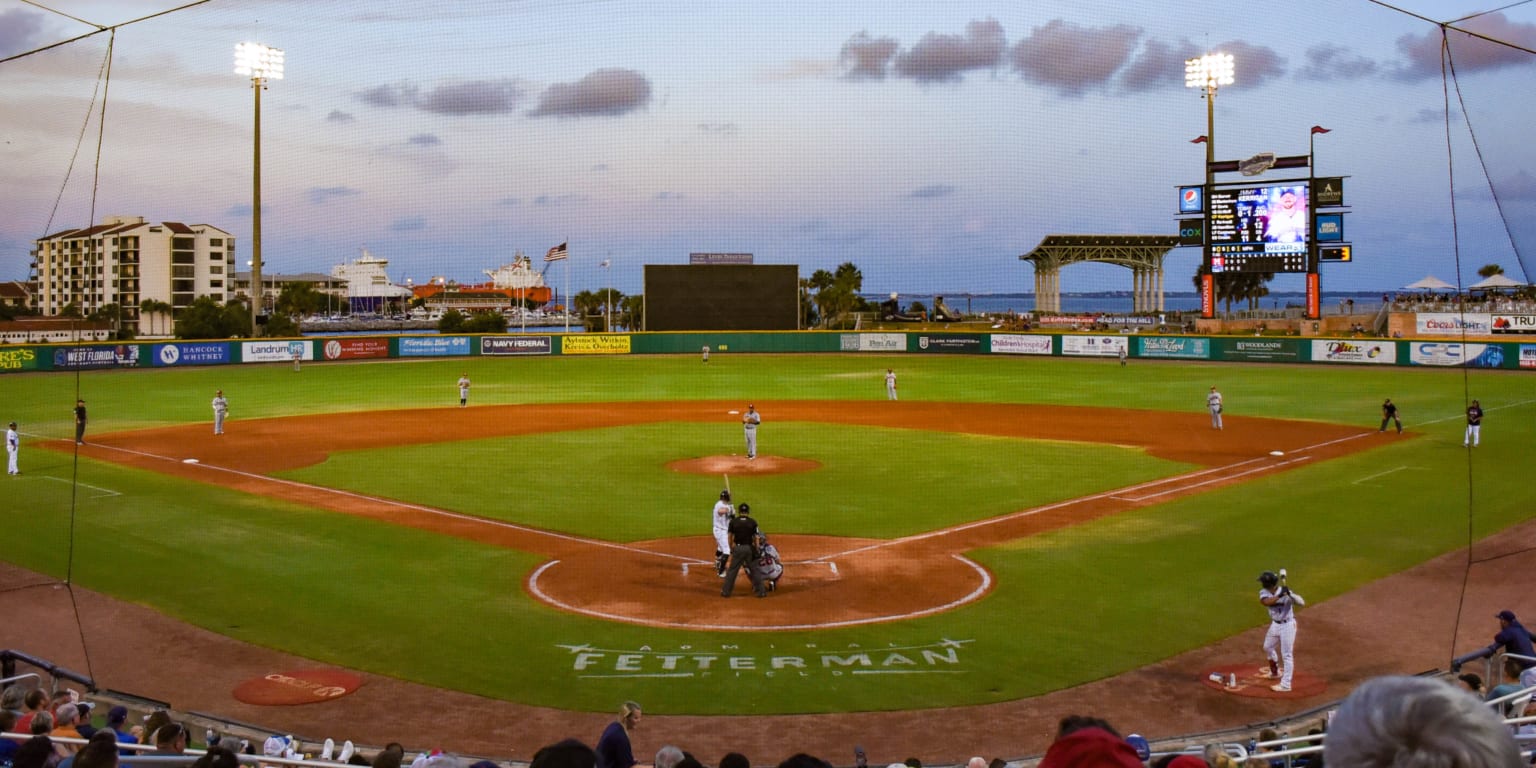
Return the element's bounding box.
[564,243,571,334]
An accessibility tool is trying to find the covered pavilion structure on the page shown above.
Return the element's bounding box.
[1019,235,1181,313]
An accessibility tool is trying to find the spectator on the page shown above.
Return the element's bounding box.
[1459,673,1487,697]
[374,743,407,768]
[16,690,49,734]
[50,705,83,757]
[776,755,830,768]
[137,713,170,750]
[718,753,749,768]
[148,723,188,756]
[654,747,684,768]
[1038,716,1141,768]
[30,712,55,737]
[1323,675,1521,767]
[13,735,59,768]
[1487,657,1529,715]
[191,747,241,768]
[529,739,597,768]
[594,702,641,768]
[2,685,27,718]
[0,711,21,763]
[64,731,119,768]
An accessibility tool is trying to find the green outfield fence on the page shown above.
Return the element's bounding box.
[2,331,1532,373]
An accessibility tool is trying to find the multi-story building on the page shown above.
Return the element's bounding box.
[30,215,234,335]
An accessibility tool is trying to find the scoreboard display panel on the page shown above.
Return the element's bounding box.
[1207,182,1310,273]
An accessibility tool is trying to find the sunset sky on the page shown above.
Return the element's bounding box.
[2,0,1533,297]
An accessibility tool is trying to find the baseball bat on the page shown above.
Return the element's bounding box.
[723,473,731,497]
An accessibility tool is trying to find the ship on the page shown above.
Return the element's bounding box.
[476,252,554,305]
[410,251,555,309]
[331,249,414,312]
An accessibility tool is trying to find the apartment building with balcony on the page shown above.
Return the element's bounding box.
[31,215,235,335]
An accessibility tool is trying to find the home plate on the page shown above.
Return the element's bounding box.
[1269,450,1284,456]
[182,458,200,464]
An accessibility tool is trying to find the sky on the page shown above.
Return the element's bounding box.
[1,0,1534,299]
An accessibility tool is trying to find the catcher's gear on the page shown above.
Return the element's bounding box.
[1258,571,1279,589]
[720,489,731,501]
[737,502,750,515]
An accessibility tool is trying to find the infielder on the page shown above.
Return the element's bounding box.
[885,369,898,401]
[742,404,761,460]
[457,374,471,407]
[211,390,229,435]
[6,421,18,475]
[1464,399,1483,447]
[712,489,734,576]
[1257,569,1304,692]
[1207,386,1224,430]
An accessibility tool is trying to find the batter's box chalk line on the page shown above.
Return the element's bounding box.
[681,560,839,577]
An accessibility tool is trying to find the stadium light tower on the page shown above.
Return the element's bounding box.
[1186,53,1233,316]
[235,41,284,336]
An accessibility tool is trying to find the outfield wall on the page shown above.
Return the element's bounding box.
[3,332,1533,373]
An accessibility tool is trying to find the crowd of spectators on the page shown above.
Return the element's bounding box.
[4,671,1534,768]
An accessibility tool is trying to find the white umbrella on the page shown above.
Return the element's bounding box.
[1403,275,1457,291]
[1469,273,1524,290]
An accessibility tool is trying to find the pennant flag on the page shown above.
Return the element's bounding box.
[1310,125,1331,134]
[1190,136,1208,144]
[543,242,568,262]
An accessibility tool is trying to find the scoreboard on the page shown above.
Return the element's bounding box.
[1206,182,1310,273]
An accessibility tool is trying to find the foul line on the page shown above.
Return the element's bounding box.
[38,475,121,498]
[1353,466,1414,485]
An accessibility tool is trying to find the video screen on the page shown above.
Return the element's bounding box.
[1207,182,1309,273]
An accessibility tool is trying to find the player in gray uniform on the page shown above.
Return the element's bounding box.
[712,489,734,576]
[885,369,898,401]
[1207,386,1224,430]
[1257,569,1305,692]
[212,390,229,435]
[742,404,761,460]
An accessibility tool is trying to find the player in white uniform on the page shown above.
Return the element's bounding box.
[712,490,734,576]
[211,391,229,435]
[742,404,761,459]
[457,374,471,407]
[885,369,898,401]
[1207,386,1224,430]
[1257,570,1304,692]
[6,422,19,475]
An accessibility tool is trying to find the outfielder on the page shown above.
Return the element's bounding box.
[1465,399,1483,447]
[1207,386,1224,430]
[457,373,471,407]
[211,390,229,435]
[711,489,734,577]
[742,404,761,460]
[1257,569,1305,692]
[885,369,898,401]
[6,421,18,475]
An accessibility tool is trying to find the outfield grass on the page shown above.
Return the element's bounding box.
[3,353,1532,714]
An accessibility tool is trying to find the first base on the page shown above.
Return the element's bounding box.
[182,458,200,464]
[1269,450,1284,456]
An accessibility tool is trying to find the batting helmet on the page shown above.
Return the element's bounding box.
[737,503,750,515]
[720,490,731,501]
[1257,571,1279,589]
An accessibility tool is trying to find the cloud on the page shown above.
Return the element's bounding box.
[407,133,441,147]
[1116,37,1200,93]
[909,184,955,199]
[308,187,362,205]
[1394,12,1536,80]
[1216,41,1287,86]
[1010,20,1143,96]
[1495,169,1536,201]
[0,9,50,58]
[1297,43,1380,81]
[356,80,526,115]
[1406,107,1460,125]
[840,31,900,80]
[391,216,426,232]
[326,110,356,124]
[893,18,1006,83]
[532,194,590,206]
[698,122,738,136]
[530,69,651,118]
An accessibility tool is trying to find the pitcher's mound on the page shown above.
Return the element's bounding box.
[1200,664,1327,699]
[668,455,821,475]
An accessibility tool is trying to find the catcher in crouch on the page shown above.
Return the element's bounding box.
[751,531,784,593]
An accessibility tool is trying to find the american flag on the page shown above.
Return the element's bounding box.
[544,242,568,262]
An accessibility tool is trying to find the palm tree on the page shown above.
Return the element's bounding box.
[1477,263,1505,278]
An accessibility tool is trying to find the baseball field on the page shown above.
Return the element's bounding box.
[2,350,1533,739]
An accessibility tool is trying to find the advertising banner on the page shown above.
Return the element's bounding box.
[1215,338,1302,362]
[561,335,632,355]
[839,333,904,352]
[322,338,391,361]
[399,336,472,357]
[1312,339,1397,364]
[482,336,553,356]
[152,342,231,366]
[241,340,314,364]
[1138,337,1210,359]
[1416,313,1493,336]
[914,334,982,353]
[0,347,41,372]
[989,334,1053,355]
[1521,345,1536,368]
[1061,335,1127,357]
[1408,342,1506,368]
[53,344,141,370]
[1492,314,1536,334]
